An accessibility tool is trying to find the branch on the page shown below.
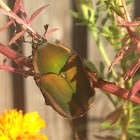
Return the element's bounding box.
[0,65,33,76]
[121,0,138,44]
[0,43,32,68]
[88,69,140,104]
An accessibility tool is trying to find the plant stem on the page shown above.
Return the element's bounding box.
[121,0,131,22]
[87,69,140,104]
[0,0,41,38]
[121,101,132,140]
[90,29,118,79]
[74,0,118,79]
[121,128,126,140]
[0,0,11,11]
[0,43,32,68]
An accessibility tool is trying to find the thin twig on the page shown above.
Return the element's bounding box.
[121,0,131,22]
[0,65,33,76]
[0,43,32,68]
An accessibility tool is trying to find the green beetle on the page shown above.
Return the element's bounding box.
[32,41,95,118]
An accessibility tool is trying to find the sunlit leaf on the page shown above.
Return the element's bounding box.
[8,30,27,46]
[44,28,59,38]
[0,19,15,32]
[83,59,99,75]
[13,0,21,13]
[102,107,123,128]
[29,4,50,23]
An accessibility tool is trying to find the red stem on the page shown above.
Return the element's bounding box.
[88,70,140,104]
[0,65,33,76]
[121,0,138,45]
[0,43,32,68]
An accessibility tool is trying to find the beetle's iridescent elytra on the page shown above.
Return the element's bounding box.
[32,41,95,118]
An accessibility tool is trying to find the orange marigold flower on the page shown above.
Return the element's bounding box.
[0,109,48,140]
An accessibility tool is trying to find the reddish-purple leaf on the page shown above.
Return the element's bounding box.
[109,44,137,70]
[136,41,140,55]
[0,8,22,21]
[124,58,140,80]
[0,8,41,38]
[131,80,140,95]
[103,107,123,126]
[29,4,50,23]
[19,2,29,23]
[128,80,140,99]
[8,29,27,46]
[114,14,140,27]
[114,13,125,25]
[44,28,59,38]
[118,21,140,27]
[115,13,140,27]
[13,0,21,13]
[0,19,15,32]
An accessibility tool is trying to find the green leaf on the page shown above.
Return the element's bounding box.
[83,59,99,75]
[128,129,140,137]
[103,26,111,34]
[70,10,83,20]
[101,13,111,25]
[107,71,112,80]
[94,7,100,23]
[99,61,105,78]
[101,121,111,128]
[96,0,106,5]
[100,32,110,37]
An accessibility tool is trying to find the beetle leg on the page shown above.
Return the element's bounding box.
[26,55,33,63]
[24,67,34,78]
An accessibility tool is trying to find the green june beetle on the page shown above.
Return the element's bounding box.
[32,41,95,118]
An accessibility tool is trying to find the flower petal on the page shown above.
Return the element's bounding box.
[0,110,47,140]
[22,112,46,133]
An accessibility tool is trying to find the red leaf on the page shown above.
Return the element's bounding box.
[0,8,41,38]
[13,0,21,13]
[124,58,140,80]
[29,4,50,23]
[109,44,137,70]
[128,80,140,100]
[8,30,27,46]
[118,21,140,27]
[44,28,59,38]
[103,107,123,126]
[131,80,140,95]
[19,2,29,23]
[0,19,15,32]
[114,13,140,27]
[136,41,140,55]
